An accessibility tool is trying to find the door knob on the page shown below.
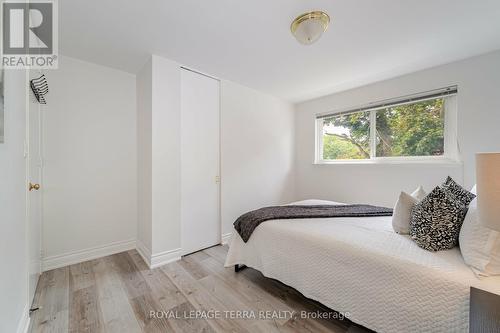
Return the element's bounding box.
[29,182,40,191]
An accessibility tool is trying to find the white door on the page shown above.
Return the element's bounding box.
[181,69,220,255]
[27,80,42,305]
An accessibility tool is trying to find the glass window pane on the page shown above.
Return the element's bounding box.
[322,111,370,160]
[375,98,445,157]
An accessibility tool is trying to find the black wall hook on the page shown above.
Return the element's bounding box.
[30,75,49,104]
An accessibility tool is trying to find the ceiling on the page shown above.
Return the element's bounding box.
[60,1,500,102]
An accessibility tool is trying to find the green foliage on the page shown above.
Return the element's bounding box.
[323,135,366,160]
[322,98,445,160]
[323,111,370,159]
[376,99,444,157]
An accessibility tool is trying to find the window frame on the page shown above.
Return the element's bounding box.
[315,94,459,164]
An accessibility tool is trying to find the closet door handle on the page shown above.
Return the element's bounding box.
[29,182,41,191]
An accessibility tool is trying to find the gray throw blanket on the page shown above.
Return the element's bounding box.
[234,204,393,242]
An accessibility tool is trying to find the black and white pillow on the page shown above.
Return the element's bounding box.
[441,176,476,206]
[409,186,467,251]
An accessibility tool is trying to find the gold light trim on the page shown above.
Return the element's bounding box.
[290,11,330,35]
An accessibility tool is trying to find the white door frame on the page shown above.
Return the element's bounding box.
[26,70,43,308]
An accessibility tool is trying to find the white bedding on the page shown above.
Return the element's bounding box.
[225,200,500,333]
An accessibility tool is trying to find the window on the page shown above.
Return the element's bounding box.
[322,111,371,160]
[316,87,458,163]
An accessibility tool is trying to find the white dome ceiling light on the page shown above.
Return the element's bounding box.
[291,11,330,45]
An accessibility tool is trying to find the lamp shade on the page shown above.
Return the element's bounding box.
[476,152,500,231]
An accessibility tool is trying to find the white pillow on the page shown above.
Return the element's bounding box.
[392,186,427,234]
[471,184,477,195]
[411,186,427,201]
[459,198,500,276]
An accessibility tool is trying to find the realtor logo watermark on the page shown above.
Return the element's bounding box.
[1,0,58,68]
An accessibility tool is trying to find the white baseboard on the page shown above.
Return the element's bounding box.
[221,232,232,245]
[135,239,152,267]
[135,239,181,269]
[42,238,181,272]
[150,248,182,269]
[16,303,30,333]
[42,239,136,271]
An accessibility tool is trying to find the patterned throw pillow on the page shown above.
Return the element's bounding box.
[441,176,476,206]
[410,186,467,251]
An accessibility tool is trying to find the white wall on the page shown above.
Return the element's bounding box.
[221,81,295,236]
[151,56,182,255]
[295,50,500,207]
[42,56,137,268]
[0,70,29,333]
[136,56,182,266]
[136,56,296,261]
[37,53,295,269]
[136,57,152,252]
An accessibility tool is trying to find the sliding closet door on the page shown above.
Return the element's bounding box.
[181,69,220,255]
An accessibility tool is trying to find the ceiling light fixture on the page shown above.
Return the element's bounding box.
[291,11,330,45]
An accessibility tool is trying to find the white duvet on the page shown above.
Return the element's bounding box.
[225,200,500,333]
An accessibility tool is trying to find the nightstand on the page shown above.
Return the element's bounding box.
[470,287,500,333]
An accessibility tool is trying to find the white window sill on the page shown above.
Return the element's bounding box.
[314,158,462,166]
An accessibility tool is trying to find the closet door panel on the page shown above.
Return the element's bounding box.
[181,69,220,255]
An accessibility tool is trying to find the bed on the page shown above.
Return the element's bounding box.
[224,199,500,333]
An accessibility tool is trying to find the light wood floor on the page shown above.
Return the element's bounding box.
[29,245,371,333]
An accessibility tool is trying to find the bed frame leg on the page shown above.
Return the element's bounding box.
[235,264,246,272]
